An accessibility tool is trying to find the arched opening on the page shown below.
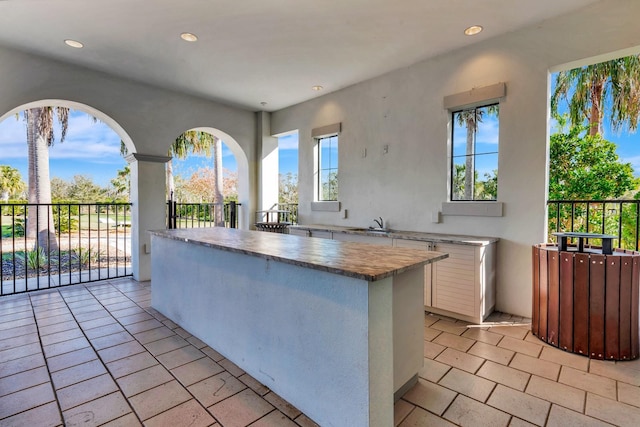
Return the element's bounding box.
[0,100,136,294]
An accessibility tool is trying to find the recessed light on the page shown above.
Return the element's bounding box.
[180,32,198,42]
[312,85,323,91]
[464,25,483,36]
[260,102,268,106]
[64,39,84,48]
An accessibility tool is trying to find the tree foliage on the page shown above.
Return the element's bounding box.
[279,173,298,205]
[548,126,636,200]
[0,165,26,201]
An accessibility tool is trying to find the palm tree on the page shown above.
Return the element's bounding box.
[169,131,225,226]
[24,107,69,252]
[0,165,25,202]
[455,105,498,199]
[551,54,640,136]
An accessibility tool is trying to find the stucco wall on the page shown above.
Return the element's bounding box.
[271,0,640,316]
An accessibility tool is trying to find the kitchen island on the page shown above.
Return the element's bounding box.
[149,228,447,427]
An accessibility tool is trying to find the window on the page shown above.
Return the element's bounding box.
[317,135,338,201]
[451,104,499,201]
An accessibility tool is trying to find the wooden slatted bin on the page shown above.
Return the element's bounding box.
[532,244,639,360]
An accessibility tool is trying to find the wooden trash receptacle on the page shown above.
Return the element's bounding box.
[532,244,639,360]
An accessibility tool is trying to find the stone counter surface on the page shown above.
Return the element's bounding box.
[150,227,447,282]
[290,224,498,246]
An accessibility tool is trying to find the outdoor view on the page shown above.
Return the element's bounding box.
[0,107,299,295]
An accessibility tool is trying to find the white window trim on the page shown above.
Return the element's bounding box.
[312,123,341,208]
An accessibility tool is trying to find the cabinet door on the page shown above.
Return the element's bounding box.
[432,243,477,318]
[288,228,310,237]
[309,230,333,239]
[393,239,433,307]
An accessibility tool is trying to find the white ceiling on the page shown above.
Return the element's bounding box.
[0,0,599,111]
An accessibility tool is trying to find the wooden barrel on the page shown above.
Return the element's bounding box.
[532,244,639,360]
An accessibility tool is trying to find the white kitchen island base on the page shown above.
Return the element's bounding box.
[150,229,446,426]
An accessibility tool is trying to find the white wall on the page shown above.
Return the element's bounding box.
[271,0,640,316]
[0,45,258,279]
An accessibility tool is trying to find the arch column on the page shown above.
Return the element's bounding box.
[126,153,171,281]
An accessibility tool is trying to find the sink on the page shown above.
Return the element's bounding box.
[345,227,391,234]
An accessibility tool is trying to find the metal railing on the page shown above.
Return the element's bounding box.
[276,203,298,225]
[166,200,240,229]
[547,199,640,251]
[1,202,132,296]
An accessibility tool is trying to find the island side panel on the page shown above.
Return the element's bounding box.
[150,234,393,427]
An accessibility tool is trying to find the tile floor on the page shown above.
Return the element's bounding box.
[0,278,638,426]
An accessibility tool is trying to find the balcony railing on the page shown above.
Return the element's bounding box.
[547,199,640,251]
[166,200,241,229]
[1,202,132,296]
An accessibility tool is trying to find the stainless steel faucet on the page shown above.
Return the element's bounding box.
[373,217,384,229]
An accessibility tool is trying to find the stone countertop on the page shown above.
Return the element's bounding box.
[289,224,498,246]
[149,228,448,282]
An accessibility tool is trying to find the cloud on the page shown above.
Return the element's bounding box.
[620,155,640,176]
[278,133,299,150]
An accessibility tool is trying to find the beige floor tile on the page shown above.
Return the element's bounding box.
[133,326,175,345]
[0,366,49,397]
[433,331,476,352]
[559,366,617,400]
[73,309,110,323]
[510,353,561,380]
[424,327,442,341]
[117,364,173,397]
[143,399,214,427]
[0,352,46,378]
[3,332,41,350]
[106,351,158,379]
[439,368,496,402]
[38,320,77,337]
[431,319,469,336]
[202,346,225,362]
[42,336,90,359]
[186,335,207,349]
[239,373,270,396]
[0,342,42,364]
[128,380,191,421]
[444,394,510,427]
[210,388,274,427]
[174,327,193,339]
[525,375,585,412]
[62,391,132,426]
[398,406,456,427]
[47,347,97,373]
[171,357,225,387]
[40,328,84,346]
[546,404,614,427]
[0,382,56,418]
[477,360,530,391]
[509,417,538,427]
[539,346,590,371]
[424,340,446,359]
[251,410,298,427]
[590,359,640,386]
[219,358,246,377]
[488,325,529,340]
[57,373,119,411]
[618,381,640,408]
[90,331,134,351]
[78,315,117,331]
[419,357,451,383]
[101,412,142,426]
[487,384,551,426]
[394,399,415,426]
[144,335,189,356]
[51,359,108,389]
[294,413,320,427]
[98,340,146,363]
[0,400,61,427]
[124,318,164,335]
[402,378,457,416]
[117,312,154,326]
[263,391,301,419]
[83,322,126,340]
[498,336,542,358]
[468,341,515,365]
[462,327,504,345]
[189,371,247,407]
[157,344,205,370]
[435,348,484,373]
[585,393,640,426]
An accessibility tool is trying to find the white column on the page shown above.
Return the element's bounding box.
[257,111,279,214]
[127,153,170,281]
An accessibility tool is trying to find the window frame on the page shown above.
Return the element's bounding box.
[316,134,339,202]
[449,103,500,202]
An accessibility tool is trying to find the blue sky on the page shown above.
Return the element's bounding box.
[0,110,299,187]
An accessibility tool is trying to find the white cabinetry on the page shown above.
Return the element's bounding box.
[430,242,496,323]
[393,239,433,307]
[332,233,392,245]
[288,228,310,237]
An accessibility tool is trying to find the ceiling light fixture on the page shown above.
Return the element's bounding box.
[64,39,84,48]
[464,25,483,36]
[180,32,198,42]
[312,85,323,91]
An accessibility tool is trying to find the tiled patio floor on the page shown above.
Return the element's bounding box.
[0,278,638,426]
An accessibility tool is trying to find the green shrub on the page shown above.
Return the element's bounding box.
[25,247,48,270]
